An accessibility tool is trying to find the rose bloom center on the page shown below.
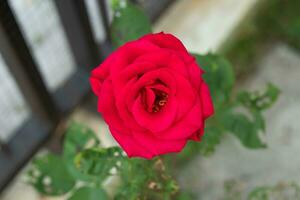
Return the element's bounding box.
[141,88,169,113]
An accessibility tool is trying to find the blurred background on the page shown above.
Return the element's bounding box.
[0,0,299,199]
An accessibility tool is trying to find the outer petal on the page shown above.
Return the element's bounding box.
[98,79,131,135]
[112,61,157,91]
[187,59,204,91]
[90,57,111,96]
[140,32,195,64]
[90,77,102,97]
[132,130,187,158]
[134,50,190,79]
[200,82,214,119]
[140,32,188,53]
[109,128,154,159]
[110,40,160,76]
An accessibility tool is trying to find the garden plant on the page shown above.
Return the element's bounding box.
[27,1,281,199]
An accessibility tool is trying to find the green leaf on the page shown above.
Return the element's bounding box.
[75,147,124,179]
[235,83,280,136]
[223,113,266,148]
[237,83,280,111]
[63,122,100,181]
[175,126,223,161]
[175,192,195,200]
[110,0,152,48]
[252,111,265,132]
[198,126,223,156]
[247,187,271,200]
[247,182,300,200]
[116,158,178,200]
[27,154,75,196]
[193,53,235,107]
[68,187,108,200]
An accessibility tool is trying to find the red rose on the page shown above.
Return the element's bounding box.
[90,32,214,159]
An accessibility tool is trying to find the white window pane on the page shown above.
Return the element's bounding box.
[85,0,106,43]
[0,54,29,142]
[9,0,76,91]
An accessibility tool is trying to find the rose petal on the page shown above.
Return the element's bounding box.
[200,82,214,119]
[90,59,111,96]
[132,130,187,157]
[170,70,196,121]
[134,50,189,78]
[98,79,131,135]
[132,94,177,132]
[187,60,204,91]
[110,127,154,159]
[112,61,157,91]
[115,77,145,132]
[110,40,160,76]
[155,97,204,140]
[140,32,188,53]
[90,77,102,96]
[143,87,156,112]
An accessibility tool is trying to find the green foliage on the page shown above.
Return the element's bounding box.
[115,158,178,200]
[194,53,235,108]
[193,53,279,153]
[175,192,196,200]
[228,84,280,148]
[173,126,223,165]
[27,123,109,198]
[197,126,223,155]
[247,182,300,200]
[237,83,280,112]
[68,187,108,200]
[223,112,266,148]
[75,147,124,179]
[248,187,271,200]
[28,123,178,199]
[258,0,300,50]
[171,53,279,165]
[110,0,152,48]
[223,180,300,200]
[63,122,100,181]
[223,0,300,76]
[27,154,76,196]
[27,0,281,199]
